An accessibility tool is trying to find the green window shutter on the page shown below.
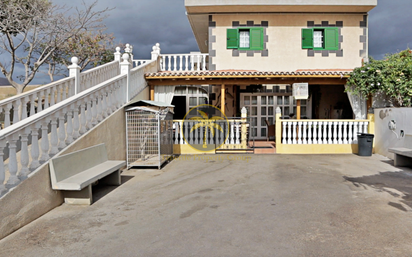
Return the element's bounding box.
[324,28,339,50]
[250,28,264,50]
[302,28,314,49]
[227,29,239,49]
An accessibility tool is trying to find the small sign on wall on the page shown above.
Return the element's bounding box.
[292,83,309,100]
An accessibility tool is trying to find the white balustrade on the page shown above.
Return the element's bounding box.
[133,60,149,67]
[280,120,370,145]
[159,54,209,72]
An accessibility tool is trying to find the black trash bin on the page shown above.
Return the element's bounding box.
[358,133,374,156]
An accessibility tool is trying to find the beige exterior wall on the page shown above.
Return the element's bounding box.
[211,14,366,71]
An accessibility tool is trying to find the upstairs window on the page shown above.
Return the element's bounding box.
[302,27,339,51]
[227,28,264,50]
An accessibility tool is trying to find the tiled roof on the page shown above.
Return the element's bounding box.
[145,69,352,78]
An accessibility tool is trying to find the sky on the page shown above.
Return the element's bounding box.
[3,0,412,84]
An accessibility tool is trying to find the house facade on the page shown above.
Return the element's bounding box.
[146,0,377,142]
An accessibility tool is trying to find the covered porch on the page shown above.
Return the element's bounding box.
[144,69,374,154]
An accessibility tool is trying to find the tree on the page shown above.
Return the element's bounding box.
[43,30,115,81]
[346,49,412,107]
[0,0,112,94]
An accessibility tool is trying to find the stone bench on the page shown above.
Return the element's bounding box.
[49,144,126,205]
[388,148,412,167]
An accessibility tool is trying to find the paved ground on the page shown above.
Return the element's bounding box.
[1,154,412,257]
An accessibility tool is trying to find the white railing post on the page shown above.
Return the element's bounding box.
[302,122,307,144]
[69,57,81,95]
[114,47,121,62]
[120,53,131,102]
[343,122,348,144]
[151,43,161,61]
[313,122,318,144]
[307,121,312,144]
[323,122,328,144]
[297,122,302,144]
[318,122,323,144]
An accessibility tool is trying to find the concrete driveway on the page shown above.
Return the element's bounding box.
[1,154,412,257]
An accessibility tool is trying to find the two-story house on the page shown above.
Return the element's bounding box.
[146,0,377,140]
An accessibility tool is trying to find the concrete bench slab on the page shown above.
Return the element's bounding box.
[49,144,126,205]
[388,147,412,167]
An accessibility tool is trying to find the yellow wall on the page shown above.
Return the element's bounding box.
[211,13,366,71]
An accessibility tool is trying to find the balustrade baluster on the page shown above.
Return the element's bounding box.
[323,122,328,144]
[190,55,194,71]
[196,55,201,71]
[358,122,364,136]
[332,122,338,144]
[167,55,171,71]
[364,122,369,133]
[29,95,36,117]
[338,122,343,144]
[184,121,189,144]
[178,55,182,71]
[307,122,312,144]
[6,136,19,188]
[21,97,28,120]
[343,122,348,144]
[79,103,87,134]
[102,91,108,118]
[38,91,44,112]
[4,105,11,128]
[302,122,307,144]
[230,122,235,144]
[62,82,67,100]
[287,122,292,144]
[189,121,194,144]
[58,112,66,150]
[179,121,184,144]
[50,87,56,106]
[174,122,179,144]
[40,120,50,163]
[348,122,353,144]
[91,96,98,126]
[185,55,189,71]
[49,117,59,156]
[292,122,297,144]
[18,131,30,179]
[29,123,40,171]
[328,122,333,144]
[73,105,80,139]
[173,56,177,72]
[44,88,50,109]
[282,121,287,144]
[318,122,323,144]
[56,85,62,103]
[297,122,302,144]
[12,100,20,124]
[202,55,207,70]
[236,121,240,145]
[313,121,318,144]
[0,141,7,196]
[353,122,358,143]
[66,107,74,144]
[96,95,103,122]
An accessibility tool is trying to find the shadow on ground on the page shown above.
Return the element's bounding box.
[344,168,412,210]
[93,175,134,203]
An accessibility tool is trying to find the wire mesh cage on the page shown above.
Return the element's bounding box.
[125,107,173,169]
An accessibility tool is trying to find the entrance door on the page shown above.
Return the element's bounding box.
[240,94,311,140]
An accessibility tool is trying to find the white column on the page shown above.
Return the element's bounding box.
[68,57,81,94]
[179,121,184,145]
[323,122,328,144]
[282,121,287,144]
[287,122,292,144]
[333,122,338,144]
